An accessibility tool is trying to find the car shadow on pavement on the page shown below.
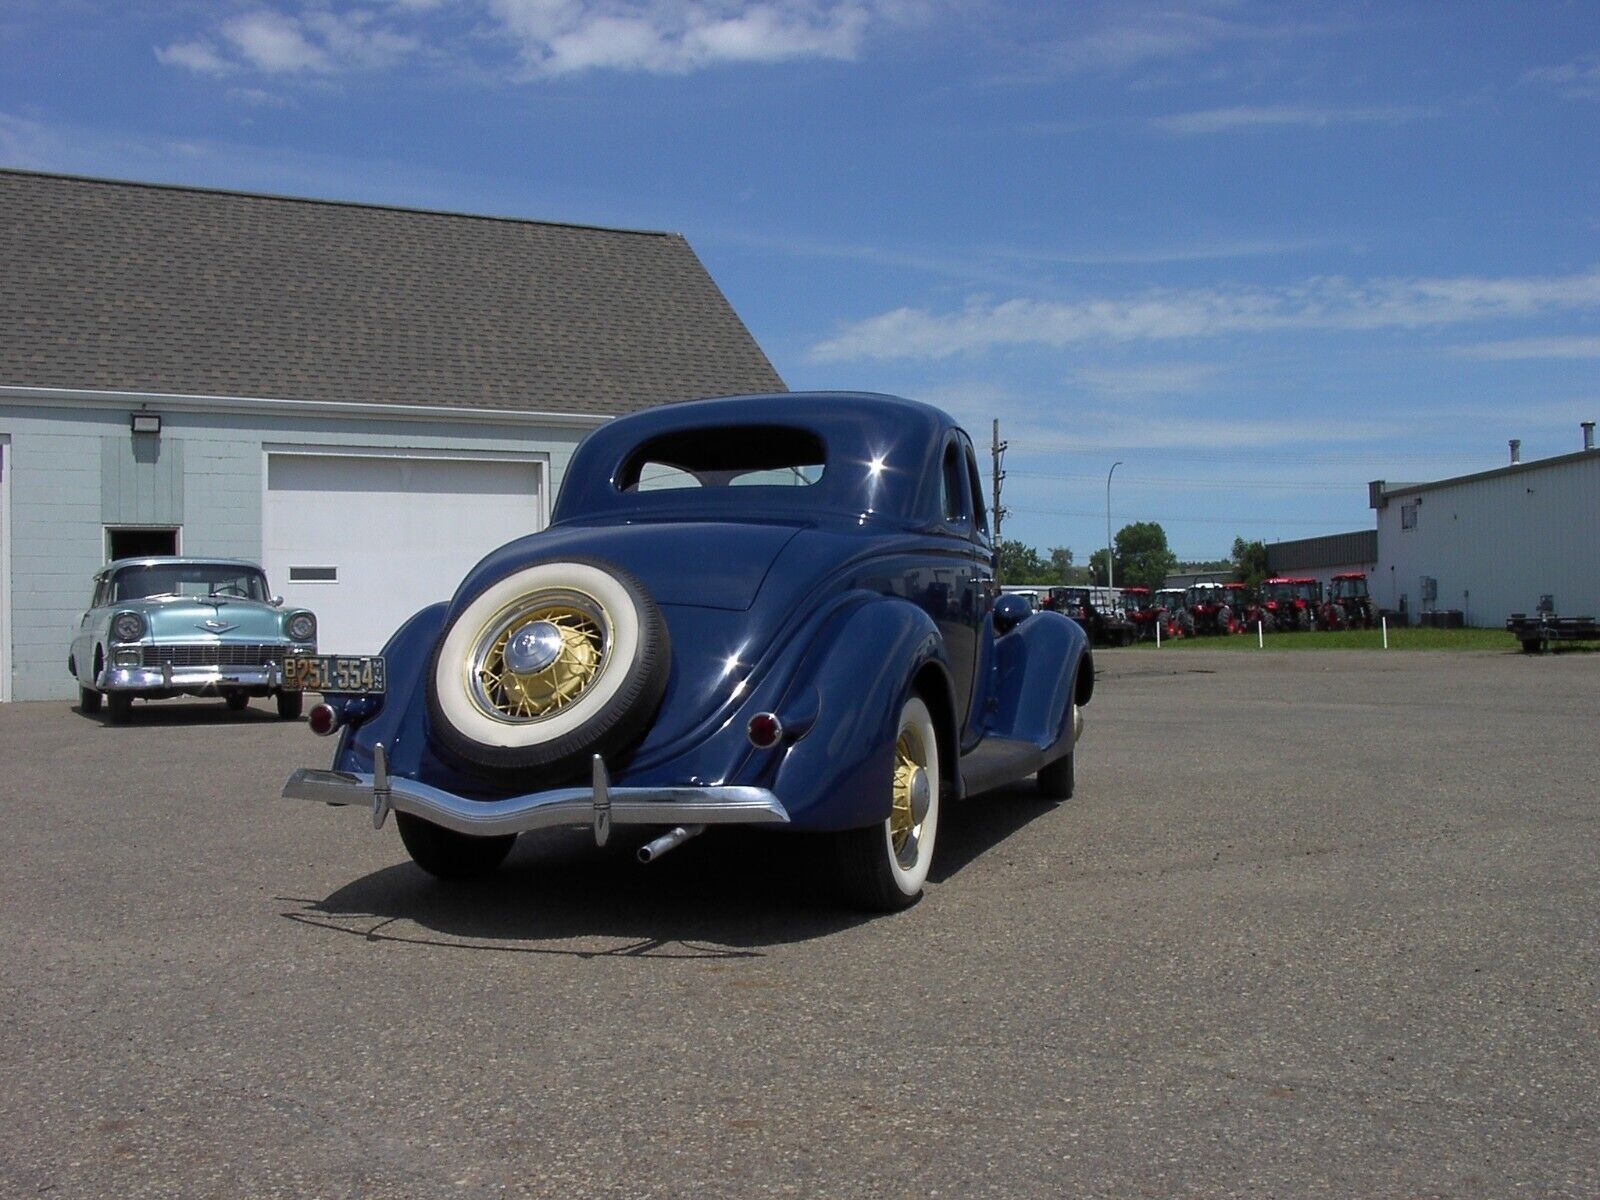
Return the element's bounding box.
[74,700,296,726]
[281,783,1062,957]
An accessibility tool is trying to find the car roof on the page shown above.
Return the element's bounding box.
[552,391,966,527]
[102,557,265,573]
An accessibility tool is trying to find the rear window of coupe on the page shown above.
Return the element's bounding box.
[618,426,826,493]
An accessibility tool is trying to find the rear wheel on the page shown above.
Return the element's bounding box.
[832,695,940,912]
[395,812,516,880]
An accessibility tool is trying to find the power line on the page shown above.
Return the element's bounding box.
[1008,503,1361,528]
[1007,469,1355,490]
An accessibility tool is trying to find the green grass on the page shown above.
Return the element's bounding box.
[1130,627,1599,652]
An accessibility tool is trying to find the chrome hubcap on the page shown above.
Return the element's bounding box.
[502,620,564,675]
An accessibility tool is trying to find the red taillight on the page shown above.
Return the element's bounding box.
[309,703,340,737]
[1077,606,1088,618]
[747,712,784,749]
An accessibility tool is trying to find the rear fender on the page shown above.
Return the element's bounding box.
[330,602,447,775]
[771,598,950,832]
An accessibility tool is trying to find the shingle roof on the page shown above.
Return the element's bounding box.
[0,169,784,416]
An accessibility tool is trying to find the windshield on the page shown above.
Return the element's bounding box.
[111,563,270,603]
[1333,577,1368,599]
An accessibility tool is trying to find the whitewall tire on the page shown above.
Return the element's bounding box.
[426,558,670,775]
[834,694,941,911]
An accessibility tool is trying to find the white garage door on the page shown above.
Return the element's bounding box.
[264,452,544,654]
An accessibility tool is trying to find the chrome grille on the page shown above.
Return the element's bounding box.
[141,643,285,668]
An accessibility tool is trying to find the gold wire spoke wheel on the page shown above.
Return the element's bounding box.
[890,733,920,855]
[466,593,610,723]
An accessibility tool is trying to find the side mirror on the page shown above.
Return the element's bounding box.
[271,595,284,607]
[993,593,1031,635]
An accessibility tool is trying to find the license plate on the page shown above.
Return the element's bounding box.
[283,654,386,694]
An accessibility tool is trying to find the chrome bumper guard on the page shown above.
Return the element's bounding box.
[282,746,790,843]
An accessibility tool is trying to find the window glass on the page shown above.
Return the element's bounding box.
[962,438,988,535]
[940,443,966,522]
[111,563,269,602]
[619,426,825,493]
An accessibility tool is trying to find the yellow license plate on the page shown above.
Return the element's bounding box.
[283,654,386,694]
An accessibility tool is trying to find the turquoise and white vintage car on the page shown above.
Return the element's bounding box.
[68,557,317,723]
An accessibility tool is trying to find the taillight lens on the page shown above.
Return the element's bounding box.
[309,703,340,737]
[747,712,783,749]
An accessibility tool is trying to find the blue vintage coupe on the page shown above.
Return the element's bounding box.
[70,557,317,723]
[282,393,1092,909]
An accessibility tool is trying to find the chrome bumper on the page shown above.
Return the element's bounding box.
[100,663,283,691]
[282,747,790,841]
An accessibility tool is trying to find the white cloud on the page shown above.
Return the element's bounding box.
[489,0,878,76]
[155,39,235,75]
[1012,5,1337,79]
[221,10,333,72]
[1452,335,1600,361]
[1151,104,1429,135]
[810,268,1600,362]
[157,6,421,77]
[1525,56,1600,100]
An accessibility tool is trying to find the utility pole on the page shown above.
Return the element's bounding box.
[1106,460,1123,590]
[991,418,1007,579]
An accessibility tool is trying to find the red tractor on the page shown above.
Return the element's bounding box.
[1322,572,1375,629]
[1154,588,1193,638]
[1120,586,1159,641]
[1184,582,1231,635]
[1219,582,1255,633]
[1259,576,1321,631]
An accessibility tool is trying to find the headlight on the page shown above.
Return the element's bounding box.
[111,612,146,643]
[286,612,317,642]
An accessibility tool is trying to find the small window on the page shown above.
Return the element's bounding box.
[107,526,179,560]
[940,443,966,523]
[962,439,989,535]
[289,566,338,583]
[619,426,825,493]
[1401,502,1418,531]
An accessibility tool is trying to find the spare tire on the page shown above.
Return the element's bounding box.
[426,558,670,775]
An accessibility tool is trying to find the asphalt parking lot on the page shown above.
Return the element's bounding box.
[1,649,1596,1199]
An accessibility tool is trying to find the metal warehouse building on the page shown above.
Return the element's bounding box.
[0,170,784,702]
[1264,530,1378,591]
[1369,429,1600,626]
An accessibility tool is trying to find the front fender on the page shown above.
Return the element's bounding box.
[771,597,948,832]
[990,610,1089,753]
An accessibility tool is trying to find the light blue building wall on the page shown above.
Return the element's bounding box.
[0,388,599,701]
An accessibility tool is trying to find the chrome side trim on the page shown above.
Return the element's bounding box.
[282,766,790,839]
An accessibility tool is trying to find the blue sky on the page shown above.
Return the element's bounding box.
[3,1,1597,560]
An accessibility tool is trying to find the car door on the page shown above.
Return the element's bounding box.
[72,574,107,684]
[948,433,997,747]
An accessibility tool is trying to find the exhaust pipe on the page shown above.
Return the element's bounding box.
[637,824,705,864]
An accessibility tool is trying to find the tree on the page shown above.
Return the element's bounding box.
[1112,521,1177,592]
[1087,547,1110,586]
[997,538,1050,584]
[1048,546,1073,583]
[1232,537,1269,591]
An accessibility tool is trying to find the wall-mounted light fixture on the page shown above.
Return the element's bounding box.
[130,412,162,435]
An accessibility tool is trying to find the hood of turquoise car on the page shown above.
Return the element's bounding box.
[126,596,290,641]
